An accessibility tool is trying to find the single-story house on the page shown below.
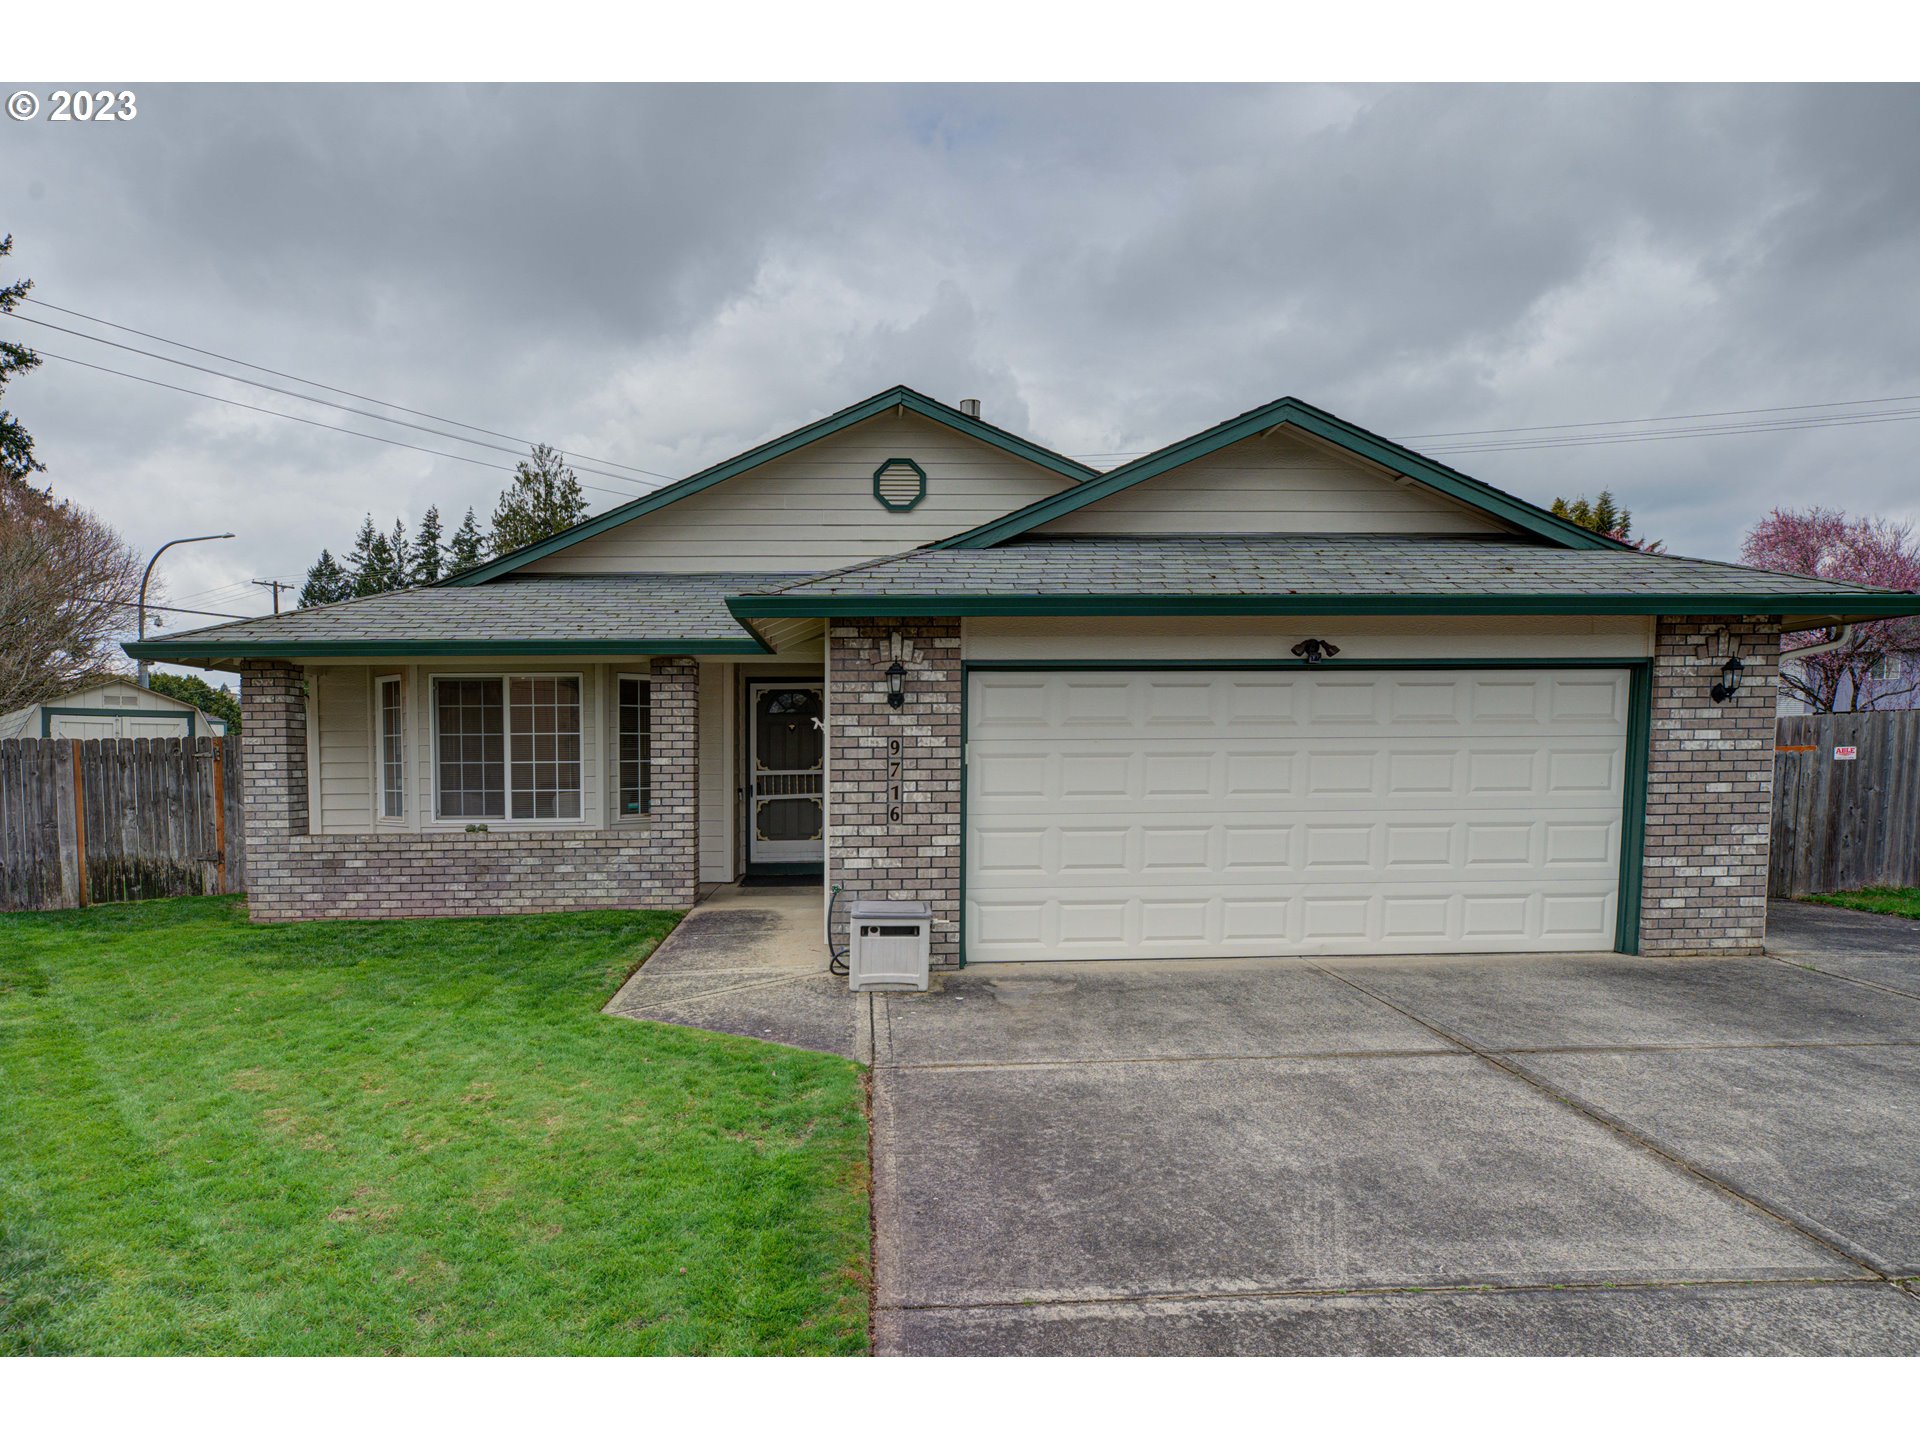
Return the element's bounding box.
[0,678,230,741]
[125,387,1920,960]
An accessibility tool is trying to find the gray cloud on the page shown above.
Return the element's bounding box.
[3,82,1917,658]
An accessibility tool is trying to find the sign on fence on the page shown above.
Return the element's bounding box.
[1771,712,1920,897]
[0,736,245,912]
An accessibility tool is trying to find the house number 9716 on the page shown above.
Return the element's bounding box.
[888,737,904,824]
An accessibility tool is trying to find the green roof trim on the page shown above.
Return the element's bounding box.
[931,396,1627,552]
[122,637,769,661]
[727,592,1920,621]
[440,386,1101,586]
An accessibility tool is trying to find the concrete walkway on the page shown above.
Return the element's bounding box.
[604,883,870,1059]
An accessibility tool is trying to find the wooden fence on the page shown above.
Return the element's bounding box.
[1771,711,1920,897]
[0,736,245,912]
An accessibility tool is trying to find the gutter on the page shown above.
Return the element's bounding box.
[1779,623,1855,663]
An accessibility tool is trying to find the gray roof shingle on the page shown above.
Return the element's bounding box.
[125,572,803,660]
[731,536,1920,617]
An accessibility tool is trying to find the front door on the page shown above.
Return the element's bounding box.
[748,682,825,867]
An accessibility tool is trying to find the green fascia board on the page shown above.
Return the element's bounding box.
[120,637,771,660]
[932,397,1627,552]
[727,591,1920,620]
[439,386,1102,586]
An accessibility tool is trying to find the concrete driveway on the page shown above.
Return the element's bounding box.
[870,901,1920,1355]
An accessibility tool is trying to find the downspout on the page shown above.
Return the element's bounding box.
[1779,624,1855,664]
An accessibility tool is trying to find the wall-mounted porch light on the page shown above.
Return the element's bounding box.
[886,659,907,709]
[1710,655,1744,704]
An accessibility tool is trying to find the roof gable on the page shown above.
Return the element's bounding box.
[443,385,1101,586]
[934,397,1626,552]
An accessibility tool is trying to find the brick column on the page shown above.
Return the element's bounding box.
[237,660,308,919]
[1639,616,1781,955]
[826,619,962,965]
[647,656,701,907]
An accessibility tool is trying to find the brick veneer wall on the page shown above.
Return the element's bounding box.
[825,619,962,965]
[236,656,699,922]
[1638,616,1781,955]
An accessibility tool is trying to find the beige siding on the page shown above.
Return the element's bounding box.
[314,666,373,833]
[1034,427,1515,537]
[963,615,1656,663]
[698,661,737,882]
[525,411,1086,574]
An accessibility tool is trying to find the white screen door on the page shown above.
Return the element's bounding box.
[748,682,825,865]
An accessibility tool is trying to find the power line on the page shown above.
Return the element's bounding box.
[1422,407,1920,457]
[1067,391,1920,462]
[3,311,655,494]
[29,349,645,500]
[20,296,680,484]
[61,594,254,620]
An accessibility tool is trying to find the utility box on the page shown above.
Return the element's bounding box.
[848,899,932,992]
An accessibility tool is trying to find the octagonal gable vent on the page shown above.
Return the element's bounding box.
[872,457,927,512]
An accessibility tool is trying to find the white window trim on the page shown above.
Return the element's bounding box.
[610,670,652,827]
[374,672,406,824]
[428,671,588,828]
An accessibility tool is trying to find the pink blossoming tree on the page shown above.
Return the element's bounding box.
[1741,507,1920,712]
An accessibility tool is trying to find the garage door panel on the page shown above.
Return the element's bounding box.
[966,669,1628,960]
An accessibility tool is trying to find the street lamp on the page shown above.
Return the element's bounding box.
[136,532,236,686]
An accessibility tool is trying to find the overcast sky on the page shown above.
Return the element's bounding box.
[4,83,1918,659]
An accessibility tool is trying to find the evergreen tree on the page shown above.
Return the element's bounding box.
[490,444,588,556]
[388,517,411,587]
[298,548,353,608]
[344,514,381,591]
[358,529,401,597]
[410,504,445,585]
[1551,490,1630,540]
[1,234,43,484]
[447,507,487,572]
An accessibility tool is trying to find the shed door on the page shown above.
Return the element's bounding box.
[965,668,1629,961]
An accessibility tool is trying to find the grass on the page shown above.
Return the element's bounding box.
[1805,887,1920,921]
[0,897,869,1355]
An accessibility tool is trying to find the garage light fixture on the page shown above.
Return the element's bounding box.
[886,659,906,709]
[1711,654,1744,704]
[1290,638,1342,665]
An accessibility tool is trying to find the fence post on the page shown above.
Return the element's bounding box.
[212,741,229,895]
[69,737,90,908]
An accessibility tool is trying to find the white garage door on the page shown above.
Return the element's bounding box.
[965,667,1630,961]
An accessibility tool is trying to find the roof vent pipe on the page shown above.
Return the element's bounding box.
[959,398,981,420]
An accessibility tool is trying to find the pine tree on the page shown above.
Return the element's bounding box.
[358,529,401,597]
[1,234,43,484]
[490,444,588,556]
[1551,490,1639,544]
[411,504,444,585]
[344,514,381,592]
[447,507,487,572]
[379,518,408,591]
[298,548,353,608]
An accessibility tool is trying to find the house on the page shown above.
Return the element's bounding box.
[124,386,1920,960]
[1777,650,1920,714]
[0,678,230,741]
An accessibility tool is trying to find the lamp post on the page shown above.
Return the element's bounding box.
[136,532,235,686]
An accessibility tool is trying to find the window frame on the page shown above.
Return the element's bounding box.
[428,670,587,826]
[612,671,652,823]
[374,672,406,823]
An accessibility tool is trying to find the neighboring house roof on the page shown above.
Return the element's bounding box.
[121,573,803,664]
[933,396,1629,553]
[726,536,1920,622]
[439,385,1102,586]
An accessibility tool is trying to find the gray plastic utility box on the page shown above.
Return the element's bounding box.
[848,899,932,992]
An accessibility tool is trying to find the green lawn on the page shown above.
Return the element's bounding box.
[0,897,869,1356]
[1806,887,1920,921]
